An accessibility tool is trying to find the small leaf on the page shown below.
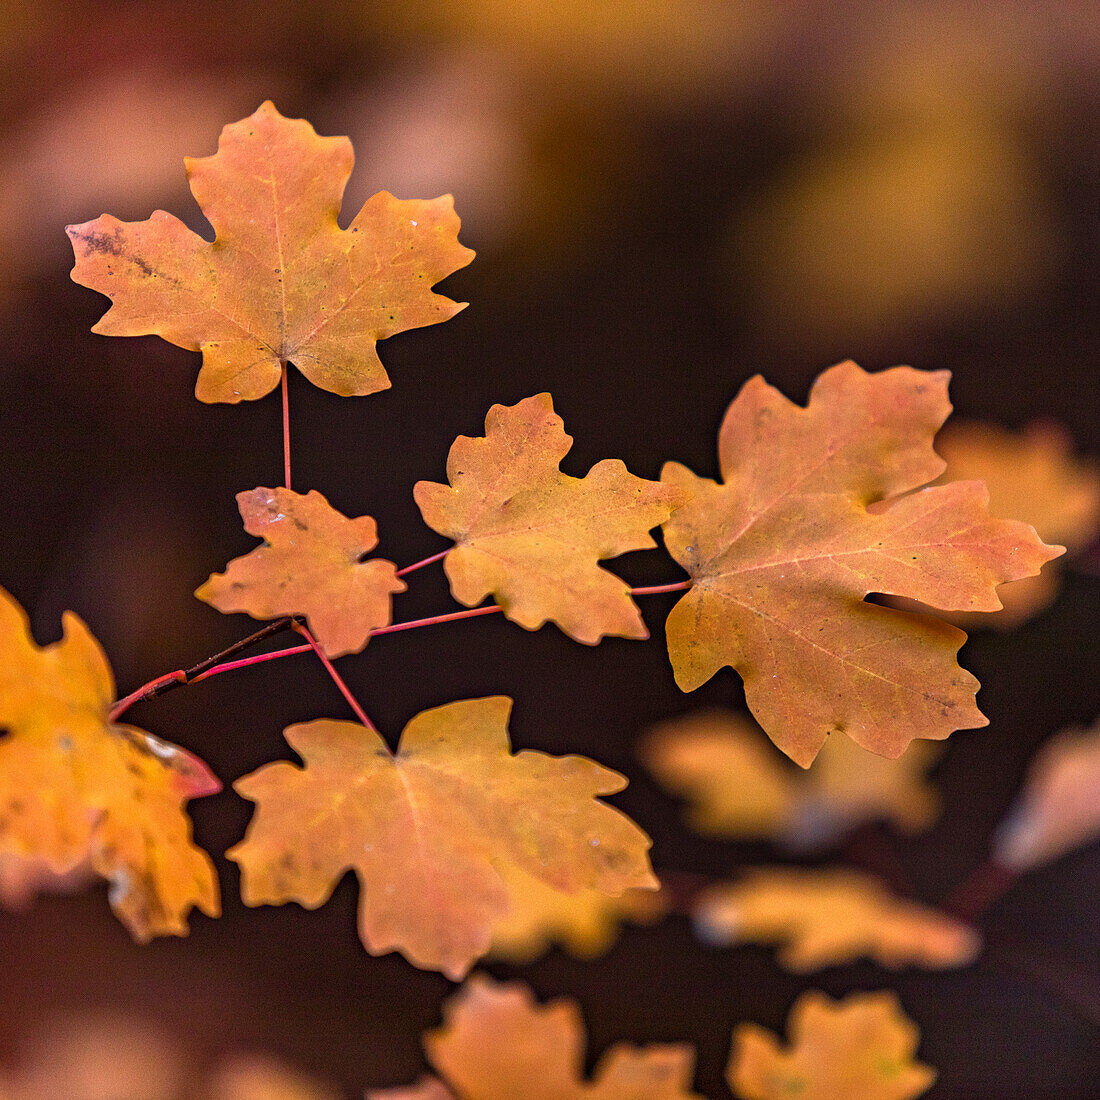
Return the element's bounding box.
[695,867,980,972]
[196,486,405,657]
[643,708,939,847]
[414,974,703,1100]
[415,393,676,644]
[993,716,1100,870]
[0,586,219,939]
[67,101,474,403]
[728,990,935,1100]
[661,361,1062,765]
[487,866,667,962]
[229,697,655,979]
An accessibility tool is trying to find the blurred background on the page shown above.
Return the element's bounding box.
[0,1,1097,1096]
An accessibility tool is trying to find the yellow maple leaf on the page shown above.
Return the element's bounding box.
[229,697,655,979]
[487,864,667,962]
[415,393,676,644]
[67,101,474,403]
[695,867,979,972]
[643,709,939,846]
[0,586,219,939]
[728,990,935,1100]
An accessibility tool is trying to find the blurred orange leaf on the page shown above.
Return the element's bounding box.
[229,697,655,979]
[370,973,703,1099]
[661,361,1061,765]
[415,393,675,643]
[728,990,935,1100]
[994,716,1100,870]
[695,867,979,972]
[67,101,474,403]
[643,709,939,847]
[934,420,1100,627]
[0,586,219,940]
[487,865,667,962]
[196,486,405,656]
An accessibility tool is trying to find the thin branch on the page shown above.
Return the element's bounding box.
[108,616,299,721]
[296,623,378,733]
[941,858,1020,922]
[396,549,448,577]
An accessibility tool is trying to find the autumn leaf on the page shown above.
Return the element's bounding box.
[933,420,1100,627]
[643,709,939,846]
[993,716,1100,871]
[195,486,405,657]
[370,973,704,1100]
[728,990,935,1100]
[695,867,979,972]
[0,586,219,939]
[487,865,668,962]
[414,393,675,644]
[229,696,655,979]
[67,101,474,403]
[661,361,1062,766]
[204,1056,342,1100]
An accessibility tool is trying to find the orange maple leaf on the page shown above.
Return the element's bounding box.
[661,361,1062,766]
[67,101,474,403]
[932,419,1100,627]
[369,973,703,1100]
[0,587,219,939]
[229,697,656,979]
[414,393,676,644]
[728,990,935,1100]
[695,867,979,972]
[195,486,406,657]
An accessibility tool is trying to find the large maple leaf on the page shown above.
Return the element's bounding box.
[728,991,935,1100]
[414,393,675,644]
[229,696,656,978]
[0,587,219,939]
[370,973,703,1100]
[661,361,1062,766]
[67,101,474,403]
[195,486,406,657]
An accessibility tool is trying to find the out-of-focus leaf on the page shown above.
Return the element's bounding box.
[487,866,667,962]
[381,973,704,1099]
[0,586,219,940]
[728,990,935,1100]
[695,867,980,972]
[994,717,1100,870]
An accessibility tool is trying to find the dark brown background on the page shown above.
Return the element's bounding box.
[0,3,1097,1096]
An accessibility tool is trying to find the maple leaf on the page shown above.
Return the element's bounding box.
[661,361,1063,766]
[486,865,668,962]
[727,990,935,1100]
[993,716,1100,870]
[414,393,675,644]
[643,709,939,846]
[370,973,703,1100]
[195,486,405,657]
[932,419,1100,627]
[67,101,474,403]
[0,586,219,939]
[229,696,656,979]
[695,867,979,972]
